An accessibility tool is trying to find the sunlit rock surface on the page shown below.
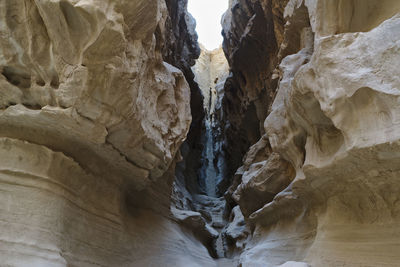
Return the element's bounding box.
[192,45,229,115]
[223,0,400,266]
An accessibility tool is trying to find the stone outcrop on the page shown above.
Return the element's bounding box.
[163,0,205,172]
[0,137,215,266]
[223,0,400,266]
[172,46,231,259]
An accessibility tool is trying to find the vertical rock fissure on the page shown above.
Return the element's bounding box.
[172,0,294,262]
[193,46,229,198]
[172,45,233,260]
[192,46,230,258]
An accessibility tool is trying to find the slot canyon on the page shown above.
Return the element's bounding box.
[0,0,400,266]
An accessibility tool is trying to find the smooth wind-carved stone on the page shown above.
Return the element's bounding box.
[225,1,400,266]
[0,0,218,266]
[0,0,191,189]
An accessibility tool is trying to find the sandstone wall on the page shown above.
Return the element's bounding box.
[0,0,193,188]
[2,0,400,266]
[223,0,400,266]
[0,0,216,266]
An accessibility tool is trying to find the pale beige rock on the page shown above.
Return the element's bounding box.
[230,1,400,266]
[0,0,191,189]
[278,262,309,267]
[0,137,216,266]
[3,0,400,266]
[0,0,218,266]
[231,138,295,218]
[192,45,229,114]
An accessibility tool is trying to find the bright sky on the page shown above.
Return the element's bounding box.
[188,0,229,50]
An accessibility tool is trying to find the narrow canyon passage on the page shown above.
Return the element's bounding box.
[194,47,228,198]
[0,0,400,267]
[171,0,400,265]
[173,45,232,258]
[170,1,238,260]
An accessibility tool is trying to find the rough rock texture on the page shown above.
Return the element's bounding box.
[0,0,193,188]
[0,0,216,266]
[3,0,400,266]
[224,0,400,266]
[230,137,295,218]
[0,137,215,266]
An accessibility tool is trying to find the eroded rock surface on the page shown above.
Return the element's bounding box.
[0,0,193,188]
[2,0,400,266]
[223,0,400,266]
[0,0,217,266]
[0,137,214,266]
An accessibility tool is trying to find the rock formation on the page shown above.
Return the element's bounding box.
[1,0,400,266]
[0,0,214,266]
[0,0,193,188]
[192,45,228,114]
[222,0,400,266]
[172,46,231,260]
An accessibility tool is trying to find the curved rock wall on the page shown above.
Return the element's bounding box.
[0,0,217,266]
[223,0,400,266]
[0,137,215,266]
[3,0,400,266]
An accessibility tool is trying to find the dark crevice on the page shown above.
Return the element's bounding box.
[22,103,42,110]
[36,79,46,86]
[2,66,31,88]
[50,75,60,89]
